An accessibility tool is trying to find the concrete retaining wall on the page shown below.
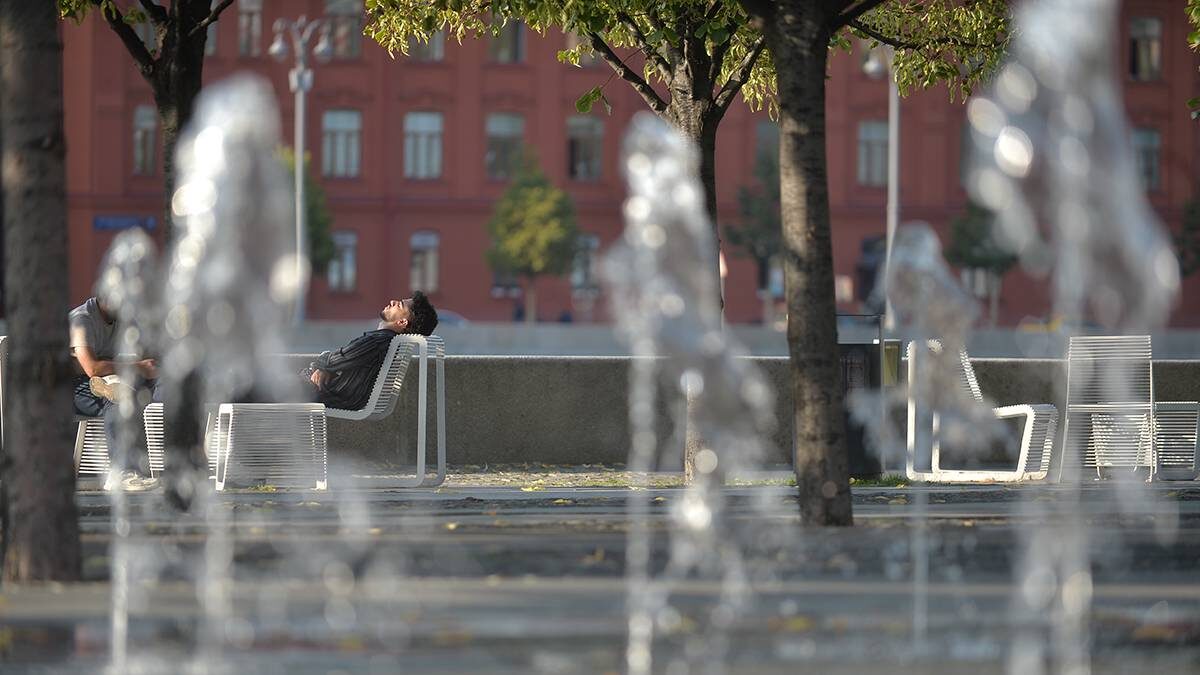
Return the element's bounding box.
[290,354,1200,474]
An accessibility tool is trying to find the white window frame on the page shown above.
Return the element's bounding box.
[485,113,524,180]
[409,30,445,62]
[325,0,364,60]
[1132,127,1161,190]
[327,231,358,293]
[322,109,363,178]
[566,116,603,182]
[489,20,524,63]
[1129,17,1162,82]
[132,105,157,176]
[238,0,262,57]
[409,231,440,293]
[857,120,888,187]
[404,112,444,179]
[571,234,600,291]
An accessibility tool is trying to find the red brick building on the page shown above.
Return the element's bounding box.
[61,0,1200,326]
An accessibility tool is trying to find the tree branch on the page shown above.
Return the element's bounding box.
[645,8,682,63]
[737,0,772,18]
[703,1,723,24]
[707,21,734,85]
[93,0,155,76]
[137,0,169,25]
[587,32,669,113]
[848,18,986,51]
[188,0,235,37]
[615,11,672,83]
[831,0,888,31]
[714,35,766,114]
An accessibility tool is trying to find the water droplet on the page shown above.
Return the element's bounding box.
[641,224,666,249]
[996,63,1037,113]
[967,97,1006,137]
[994,126,1033,178]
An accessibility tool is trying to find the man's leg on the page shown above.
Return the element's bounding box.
[100,382,156,477]
[73,376,105,417]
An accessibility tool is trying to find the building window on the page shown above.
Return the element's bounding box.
[1129,17,1162,82]
[1132,127,1161,190]
[410,231,440,293]
[132,105,157,176]
[567,116,602,181]
[238,0,262,57]
[485,113,524,180]
[571,234,600,291]
[327,231,358,292]
[404,112,443,179]
[326,0,363,59]
[409,30,445,62]
[322,110,362,178]
[489,19,524,63]
[491,269,521,298]
[857,120,888,187]
[563,31,597,66]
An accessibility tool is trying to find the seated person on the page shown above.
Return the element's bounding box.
[70,293,161,491]
[303,292,438,410]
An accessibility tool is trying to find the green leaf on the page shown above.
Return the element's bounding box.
[575,86,601,113]
[1188,97,1200,109]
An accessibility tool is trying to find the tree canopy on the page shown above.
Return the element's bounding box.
[279,148,337,275]
[944,202,1017,275]
[486,150,579,281]
[366,0,775,117]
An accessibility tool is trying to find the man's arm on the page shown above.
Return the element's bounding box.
[71,345,117,378]
[314,334,385,374]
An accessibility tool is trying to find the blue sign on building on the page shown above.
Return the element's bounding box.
[93,215,156,231]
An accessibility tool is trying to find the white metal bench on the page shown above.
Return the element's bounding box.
[907,339,1058,482]
[1060,335,1199,481]
[323,334,446,488]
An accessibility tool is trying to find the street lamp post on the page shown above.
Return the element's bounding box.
[270,15,331,326]
[864,46,901,475]
[863,47,900,333]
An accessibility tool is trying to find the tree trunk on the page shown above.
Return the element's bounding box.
[663,100,723,310]
[759,3,853,526]
[150,3,210,242]
[663,67,726,483]
[524,282,537,324]
[154,3,214,511]
[0,0,82,581]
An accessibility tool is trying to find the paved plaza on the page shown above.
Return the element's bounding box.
[2,471,1199,673]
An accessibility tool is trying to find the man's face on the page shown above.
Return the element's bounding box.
[380,298,413,328]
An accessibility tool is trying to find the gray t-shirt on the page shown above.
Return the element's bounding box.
[68,297,117,361]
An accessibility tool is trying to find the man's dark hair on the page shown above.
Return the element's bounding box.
[408,291,438,336]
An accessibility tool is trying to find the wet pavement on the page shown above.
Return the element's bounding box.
[2,471,1199,673]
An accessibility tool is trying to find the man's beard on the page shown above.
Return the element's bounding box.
[379,310,386,321]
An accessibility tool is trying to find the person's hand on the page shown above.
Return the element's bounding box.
[310,369,329,389]
[137,358,158,380]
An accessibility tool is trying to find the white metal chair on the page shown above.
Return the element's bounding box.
[77,405,166,478]
[1059,335,1155,481]
[1153,401,1200,480]
[208,402,328,491]
[324,334,446,488]
[907,340,1058,482]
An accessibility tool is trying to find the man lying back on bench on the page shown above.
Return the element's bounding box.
[300,292,439,410]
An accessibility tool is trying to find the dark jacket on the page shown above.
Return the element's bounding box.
[312,328,397,410]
